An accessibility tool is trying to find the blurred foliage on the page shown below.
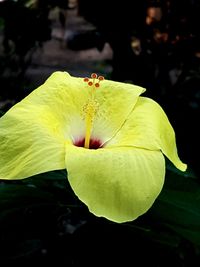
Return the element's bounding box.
[0,0,69,102]
[78,0,200,85]
[0,0,49,101]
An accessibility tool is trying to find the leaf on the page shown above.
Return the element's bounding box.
[22,170,68,190]
[21,170,79,204]
[166,159,198,179]
[0,183,58,222]
[1,239,43,263]
[149,167,200,246]
[0,110,5,117]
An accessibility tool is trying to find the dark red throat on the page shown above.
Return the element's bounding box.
[74,138,102,149]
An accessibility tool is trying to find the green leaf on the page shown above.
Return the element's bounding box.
[0,110,5,118]
[149,167,200,246]
[0,17,4,29]
[166,159,198,179]
[0,183,58,222]
[1,239,43,262]
[22,170,68,190]
[21,170,79,204]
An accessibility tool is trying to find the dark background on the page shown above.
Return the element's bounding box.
[0,0,200,265]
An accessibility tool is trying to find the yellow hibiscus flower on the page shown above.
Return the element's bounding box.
[0,72,186,223]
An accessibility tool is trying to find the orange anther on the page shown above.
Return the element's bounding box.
[98,76,104,81]
[83,73,104,88]
[84,77,89,82]
[91,73,97,79]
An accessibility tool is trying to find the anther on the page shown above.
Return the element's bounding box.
[83,73,104,89]
[98,76,104,81]
[91,73,98,79]
[84,77,89,82]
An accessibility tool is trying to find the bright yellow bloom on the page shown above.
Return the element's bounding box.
[0,72,186,223]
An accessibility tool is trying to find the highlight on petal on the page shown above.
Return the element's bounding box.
[91,79,146,144]
[106,97,187,172]
[65,144,165,223]
[0,110,66,179]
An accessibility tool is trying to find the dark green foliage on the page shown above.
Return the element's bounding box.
[0,164,200,266]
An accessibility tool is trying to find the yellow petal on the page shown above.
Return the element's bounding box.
[20,71,91,142]
[0,71,79,179]
[65,144,165,223]
[91,79,145,144]
[0,111,66,179]
[0,71,145,179]
[107,97,187,172]
[31,72,144,144]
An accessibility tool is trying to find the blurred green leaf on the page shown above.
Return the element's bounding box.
[0,110,5,117]
[21,170,79,204]
[23,170,68,190]
[0,17,4,29]
[0,165,200,265]
[149,167,200,246]
[3,239,43,261]
[166,159,198,179]
[0,183,58,221]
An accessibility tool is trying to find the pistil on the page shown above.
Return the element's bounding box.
[84,99,98,148]
[83,73,104,149]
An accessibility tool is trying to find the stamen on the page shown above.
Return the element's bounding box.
[82,73,104,149]
[83,73,104,89]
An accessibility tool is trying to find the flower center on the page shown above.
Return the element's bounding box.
[82,73,104,149]
[74,138,103,149]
